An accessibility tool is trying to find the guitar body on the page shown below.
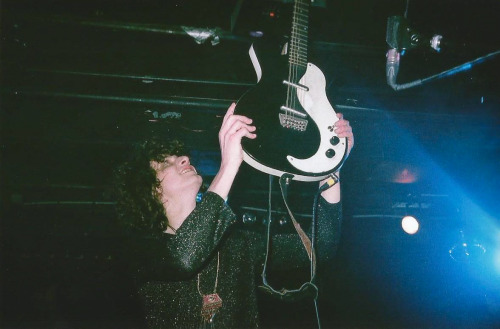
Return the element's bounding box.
[235,40,348,182]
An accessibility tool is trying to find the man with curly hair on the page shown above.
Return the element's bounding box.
[114,103,354,328]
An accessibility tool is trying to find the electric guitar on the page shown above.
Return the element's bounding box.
[235,0,347,182]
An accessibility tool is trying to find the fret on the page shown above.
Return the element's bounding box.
[290,50,307,56]
[290,42,308,48]
[292,32,308,39]
[294,12,308,18]
[290,53,308,59]
[292,25,308,31]
[291,53,308,60]
[290,45,307,53]
[292,53,308,59]
[291,32,308,39]
[294,14,308,20]
[289,49,307,54]
[290,45,308,51]
[290,38,308,44]
[289,60,307,66]
[289,55,307,61]
[289,54,308,60]
[289,59,307,66]
[289,60,307,64]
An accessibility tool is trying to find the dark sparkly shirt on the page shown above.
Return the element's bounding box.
[125,191,341,329]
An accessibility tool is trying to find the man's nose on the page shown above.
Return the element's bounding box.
[178,156,189,166]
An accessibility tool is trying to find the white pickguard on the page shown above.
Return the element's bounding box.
[243,47,346,181]
[286,63,347,174]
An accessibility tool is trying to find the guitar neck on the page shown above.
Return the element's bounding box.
[289,0,310,69]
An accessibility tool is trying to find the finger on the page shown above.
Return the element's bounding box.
[336,112,344,120]
[220,115,253,139]
[221,127,255,159]
[223,118,254,140]
[230,126,257,142]
[220,104,236,150]
[221,112,245,144]
[222,103,237,127]
[224,125,255,145]
[334,118,350,128]
[334,126,352,137]
[225,114,253,127]
[334,124,349,133]
[334,123,351,134]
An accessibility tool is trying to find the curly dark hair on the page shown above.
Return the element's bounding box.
[113,138,186,233]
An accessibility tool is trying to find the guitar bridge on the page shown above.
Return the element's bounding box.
[279,113,308,131]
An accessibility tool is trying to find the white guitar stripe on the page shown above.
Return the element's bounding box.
[286,62,347,174]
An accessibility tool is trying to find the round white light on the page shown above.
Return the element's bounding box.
[401,215,419,234]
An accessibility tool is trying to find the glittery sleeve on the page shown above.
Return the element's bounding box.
[265,197,342,272]
[126,191,237,282]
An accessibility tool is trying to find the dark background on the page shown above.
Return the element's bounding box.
[1,1,499,328]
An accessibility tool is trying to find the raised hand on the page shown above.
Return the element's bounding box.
[208,103,256,200]
[218,102,257,170]
[334,113,354,159]
[320,113,354,203]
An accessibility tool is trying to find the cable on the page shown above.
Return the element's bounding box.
[404,0,410,19]
[260,175,273,288]
[387,49,500,91]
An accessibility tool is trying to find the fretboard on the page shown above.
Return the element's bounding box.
[289,0,310,68]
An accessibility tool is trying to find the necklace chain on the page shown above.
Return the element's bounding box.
[197,252,220,296]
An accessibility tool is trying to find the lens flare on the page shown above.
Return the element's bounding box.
[401,215,419,234]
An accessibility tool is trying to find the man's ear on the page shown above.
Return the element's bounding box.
[150,161,160,171]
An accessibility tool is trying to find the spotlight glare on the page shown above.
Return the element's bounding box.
[495,246,500,274]
[402,215,419,234]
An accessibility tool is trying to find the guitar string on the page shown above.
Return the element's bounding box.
[291,0,299,121]
[292,0,300,118]
[294,0,307,122]
[297,0,303,119]
[288,0,295,121]
[302,0,309,117]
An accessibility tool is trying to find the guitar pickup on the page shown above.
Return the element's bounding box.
[280,106,308,118]
[282,80,309,91]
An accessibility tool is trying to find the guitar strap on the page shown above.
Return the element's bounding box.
[279,174,316,276]
[258,174,318,302]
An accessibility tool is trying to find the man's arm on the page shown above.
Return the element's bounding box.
[208,102,256,200]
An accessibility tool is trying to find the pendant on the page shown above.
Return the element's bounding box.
[201,293,222,323]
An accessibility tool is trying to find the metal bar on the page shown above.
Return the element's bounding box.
[22,201,115,206]
[279,106,308,118]
[27,68,254,87]
[5,89,232,109]
[21,15,250,42]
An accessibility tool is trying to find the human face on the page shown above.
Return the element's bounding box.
[151,155,203,201]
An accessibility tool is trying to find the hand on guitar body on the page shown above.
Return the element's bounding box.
[320,112,354,203]
[208,103,257,200]
[333,113,354,159]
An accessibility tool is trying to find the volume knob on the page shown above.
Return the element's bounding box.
[330,136,340,145]
[325,149,336,158]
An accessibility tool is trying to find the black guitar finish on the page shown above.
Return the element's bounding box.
[234,0,347,181]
